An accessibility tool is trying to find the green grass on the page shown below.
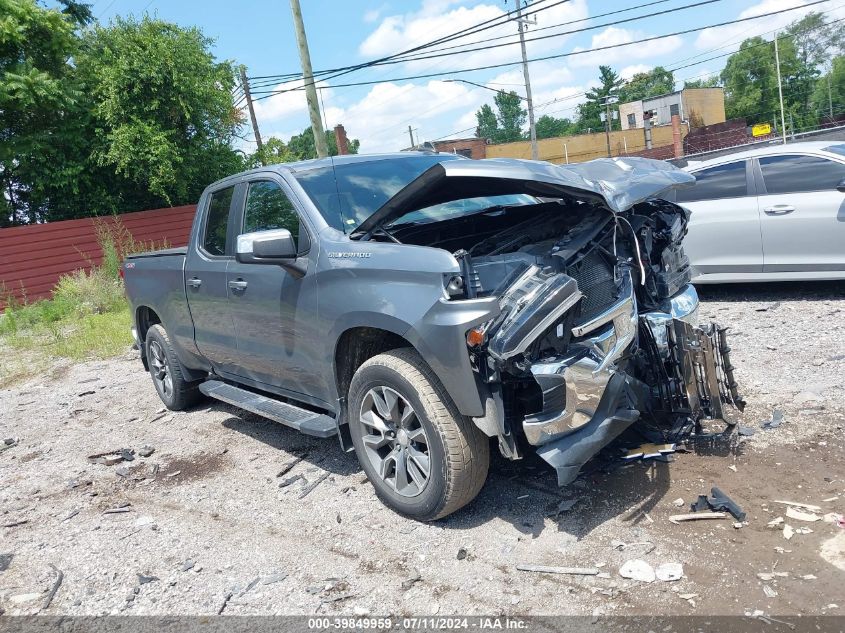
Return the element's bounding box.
[0,220,150,387]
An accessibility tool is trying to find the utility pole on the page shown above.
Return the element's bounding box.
[603,97,612,158]
[290,0,329,158]
[408,125,415,148]
[827,73,834,120]
[774,31,787,144]
[515,1,538,161]
[239,66,263,154]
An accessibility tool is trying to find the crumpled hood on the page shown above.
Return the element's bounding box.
[351,156,695,238]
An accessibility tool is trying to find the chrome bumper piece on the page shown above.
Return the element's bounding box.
[523,270,637,446]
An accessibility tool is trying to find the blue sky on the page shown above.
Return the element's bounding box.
[86,0,844,152]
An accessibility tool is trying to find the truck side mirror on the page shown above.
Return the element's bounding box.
[837,178,845,193]
[236,229,297,264]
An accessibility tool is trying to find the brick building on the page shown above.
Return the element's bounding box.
[431,137,488,159]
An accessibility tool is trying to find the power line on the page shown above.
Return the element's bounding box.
[250,0,829,100]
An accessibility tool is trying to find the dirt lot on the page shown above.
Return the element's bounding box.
[1,281,844,618]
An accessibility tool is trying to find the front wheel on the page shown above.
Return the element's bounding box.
[347,348,489,521]
[145,324,201,411]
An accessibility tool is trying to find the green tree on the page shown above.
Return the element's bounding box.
[249,137,297,167]
[618,66,675,103]
[0,0,82,225]
[683,76,721,89]
[475,103,498,141]
[720,36,784,125]
[74,16,245,210]
[577,65,624,132]
[811,55,845,121]
[286,125,360,160]
[473,90,526,143]
[534,114,577,139]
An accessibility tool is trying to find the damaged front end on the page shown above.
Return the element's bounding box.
[362,157,745,487]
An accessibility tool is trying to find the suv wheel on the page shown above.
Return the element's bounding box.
[145,324,201,410]
[348,348,489,520]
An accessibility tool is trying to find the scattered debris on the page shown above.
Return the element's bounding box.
[672,498,685,507]
[115,466,131,478]
[217,591,233,615]
[61,509,80,523]
[619,559,655,583]
[786,507,821,522]
[761,409,784,430]
[822,496,840,503]
[2,519,29,528]
[0,438,18,453]
[690,487,746,521]
[774,500,823,513]
[670,512,726,524]
[137,573,158,585]
[728,464,737,472]
[103,506,131,515]
[555,498,578,514]
[737,426,756,437]
[240,577,261,597]
[401,568,422,590]
[180,559,195,572]
[783,524,795,540]
[655,562,683,582]
[793,391,823,405]
[795,526,813,535]
[623,443,675,460]
[516,564,599,576]
[262,573,288,585]
[299,472,330,499]
[763,585,778,598]
[456,547,468,561]
[138,445,155,458]
[166,470,181,478]
[0,553,13,572]
[279,474,303,488]
[610,540,656,555]
[767,517,785,528]
[276,453,307,478]
[801,574,818,580]
[42,564,63,610]
[755,302,781,312]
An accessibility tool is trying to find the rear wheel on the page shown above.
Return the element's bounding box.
[145,324,201,410]
[348,348,489,520]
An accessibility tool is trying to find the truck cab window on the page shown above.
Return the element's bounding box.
[203,186,234,256]
[244,181,301,249]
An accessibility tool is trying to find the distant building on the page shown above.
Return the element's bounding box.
[431,137,488,159]
[619,87,726,130]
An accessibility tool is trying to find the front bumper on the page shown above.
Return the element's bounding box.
[526,282,743,486]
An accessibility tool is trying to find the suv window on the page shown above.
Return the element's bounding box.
[203,186,234,256]
[758,154,845,194]
[243,180,301,249]
[676,161,747,202]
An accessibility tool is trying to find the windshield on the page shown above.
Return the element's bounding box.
[387,194,537,228]
[293,154,459,232]
[825,143,845,157]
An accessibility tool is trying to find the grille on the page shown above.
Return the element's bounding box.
[569,251,618,321]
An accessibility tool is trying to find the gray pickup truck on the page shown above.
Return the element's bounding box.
[124,152,743,520]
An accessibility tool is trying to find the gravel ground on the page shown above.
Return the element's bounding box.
[1,281,843,617]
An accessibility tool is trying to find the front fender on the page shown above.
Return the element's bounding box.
[405,296,500,417]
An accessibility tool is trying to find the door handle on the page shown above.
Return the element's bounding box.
[228,279,248,291]
[763,205,795,215]
[187,277,202,288]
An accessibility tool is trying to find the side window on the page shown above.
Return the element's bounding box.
[203,186,234,256]
[758,154,845,194]
[676,161,747,202]
[627,113,636,128]
[243,180,302,249]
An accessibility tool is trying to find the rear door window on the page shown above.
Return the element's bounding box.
[676,161,748,202]
[203,186,235,256]
[758,154,845,194]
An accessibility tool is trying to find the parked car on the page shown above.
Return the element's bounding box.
[123,153,743,520]
[677,141,845,283]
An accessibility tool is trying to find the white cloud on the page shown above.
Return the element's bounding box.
[569,26,683,68]
[620,64,651,81]
[250,77,334,123]
[695,0,842,51]
[359,0,589,75]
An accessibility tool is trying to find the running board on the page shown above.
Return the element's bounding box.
[199,380,337,438]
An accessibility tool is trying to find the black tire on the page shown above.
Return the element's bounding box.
[348,348,489,521]
[145,324,202,411]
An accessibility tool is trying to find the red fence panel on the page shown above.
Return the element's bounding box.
[0,205,197,308]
